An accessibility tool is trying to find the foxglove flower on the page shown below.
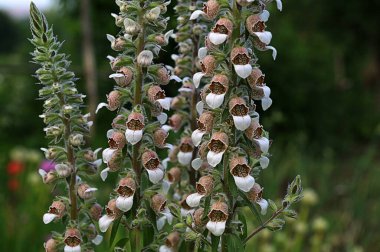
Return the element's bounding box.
[86,224,103,245]
[230,156,255,192]
[168,113,184,132]
[96,90,122,113]
[44,238,57,252]
[246,11,272,45]
[43,201,65,224]
[159,232,180,252]
[231,47,252,79]
[100,148,122,181]
[248,68,272,110]
[180,194,195,216]
[206,201,229,236]
[245,120,270,155]
[205,74,229,109]
[177,137,194,165]
[253,38,277,60]
[77,183,97,200]
[137,50,154,67]
[125,112,145,145]
[123,18,140,35]
[99,199,122,232]
[191,142,209,170]
[63,228,81,252]
[193,55,217,88]
[109,66,133,87]
[153,128,169,148]
[191,111,214,146]
[229,97,252,131]
[208,18,233,45]
[151,194,173,230]
[186,175,214,207]
[193,207,206,229]
[189,0,220,20]
[207,132,229,167]
[142,150,164,184]
[115,177,136,212]
[247,183,269,215]
[147,85,172,111]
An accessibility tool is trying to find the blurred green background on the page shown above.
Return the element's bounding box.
[0,0,379,251]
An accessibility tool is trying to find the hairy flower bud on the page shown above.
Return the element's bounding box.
[200,55,216,75]
[123,18,140,35]
[169,113,184,132]
[77,183,97,200]
[203,0,220,19]
[153,128,169,148]
[193,207,206,228]
[90,203,103,221]
[165,231,180,248]
[55,163,72,177]
[157,67,171,85]
[107,90,122,111]
[69,133,84,147]
[167,167,181,183]
[151,193,167,213]
[145,7,161,22]
[44,238,57,252]
[109,67,133,87]
[137,50,154,67]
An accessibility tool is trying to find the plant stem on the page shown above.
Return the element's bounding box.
[243,207,284,244]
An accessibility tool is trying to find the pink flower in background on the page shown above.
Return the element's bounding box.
[40,160,56,173]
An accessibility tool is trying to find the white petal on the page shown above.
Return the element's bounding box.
[157,113,168,124]
[178,87,193,93]
[170,75,182,82]
[125,129,143,145]
[109,73,124,79]
[162,179,172,194]
[196,101,204,115]
[262,86,271,98]
[96,103,108,113]
[171,54,179,61]
[186,193,204,208]
[276,0,283,11]
[162,208,173,224]
[161,125,172,132]
[232,115,252,131]
[177,151,193,165]
[106,55,115,61]
[257,199,268,215]
[191,129,206,147]
[265,46,277,60]
[233,175,255,192]
[38,169,47,178]
[85,187,98,193]
[146,168,164,184]
[234,64,252,79]
[260,10,270,22]
[209,32,228,45]
[253,137,270,154]
[157,216,166,231]
[193,72,205,88]
[253,31,272,45]
[102,148,116,163]
[92,159,102,168]
[206,151,225,167]
[206,93,225,109]
[190,10,205,20]
[191,158,203,170]
[100,167,110,181]
[43,213,57,224]
[94,147,102,156]
[260,156,270,169]
[206,221,226,236]
[157,98,173,111]
[198,47,208,59]
[164,30,174,43]
[64,245,81,252]
[159,245,172,252]
[92,235,103,245]
[181,208,195,217]
[162,157,170,170]
[262,97,273,111]
[106,34,115,42]
[116,195,134,212]
[99,215,115,232]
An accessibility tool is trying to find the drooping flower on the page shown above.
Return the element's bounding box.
[207,132,229,167]
[43,201,66,224]
[193,55,217,88]
[229,97,252,131]
[99,199,122,232]
[96,90,122,113]
[159,232,180,252]
[77,183,97,200]
[107,130,126,149]
[147,85,172,111]
[247,68,272,111]
[193,207,206,229]
[63,228,81,252]
[115,177,136,212]
[151,194,173,230]
[246,11,272,45]
[245,120,270,155]
[247,183,269,215]
[142,150,164,184]
[206,201,229,236]
[205,74,229,109]
[208,18,233,45]
[153,128,169,148]
[186,175,214,207]
[189,0,220,20]
[137,50,154,67]
[125,112,145,145]
[231,47,252,79]
[230,156,255,192]
[191,111,214,146]
[100,148,123,181]
[177,137,194,165]
[109,66,133,87]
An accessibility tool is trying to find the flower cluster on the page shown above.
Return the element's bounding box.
[30,3,103,251]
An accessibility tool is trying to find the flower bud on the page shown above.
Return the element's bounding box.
[144,7,161,22]
[44,238,57,252]
[108,149,123,172]
[167,167,181,183]
[123,18,140,35]
[200,55,216,75]
[44,126,63,137]
[202,0,220,19]
[90,203,103,221]
[157,67,171,85]
[165,231,180,248]
[108,130,126,149]
[153,128,169,148]
[69,133,84,147]
[137,50,153,67]
[169,113,184,132]
[151,194,167,213]
[193,208,206,228]
[77,183,97,200]
[55,163,72,177]
[109,67,133,87]
[107,90,122,111]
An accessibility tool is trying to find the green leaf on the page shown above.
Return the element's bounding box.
[113,237,129,250]
[211,234,220,252]
[283,209,298,219]
[226,233,244,251]
[237,211,247,240]
[266,218,285,232]
[109,216,121,247]
[238,191,263,225]
[268,199,278,212]
[227,171,238,198]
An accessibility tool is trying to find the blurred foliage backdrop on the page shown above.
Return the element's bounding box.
[0,0,379,251]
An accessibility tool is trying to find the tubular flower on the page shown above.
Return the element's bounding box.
[142,150,164,184]
[180,194,195,216]
[99,199,122,232]
[177,137,194,165]
[248,68,272,111]
[231,47,252,79]
[159,231,180,252]
[206,201,229,236]
[151,194,173,231]
[125,112,144,145]
[246,11,272,45]
[115,177,136,212]
[191,141,209,170]
[186,175,214,207]
[230,156,255,192]
[63,228,82,252]
[247,183,269,215]
[205,74,229,109]
[190,0,220,20]
[147,85,172,111]
[43,201,66,224]
[96,90,122,113]
[100,148,122,181]
[193,207,206,229]
[245,119,270,155]
[44,238,57,252]
[191,111,214,146]
[109,66,133,87]
[208,18,233,45]
[229,97,252,131]
[77,183,98,200]
[207,132,229,167]
[193,55,217,88]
